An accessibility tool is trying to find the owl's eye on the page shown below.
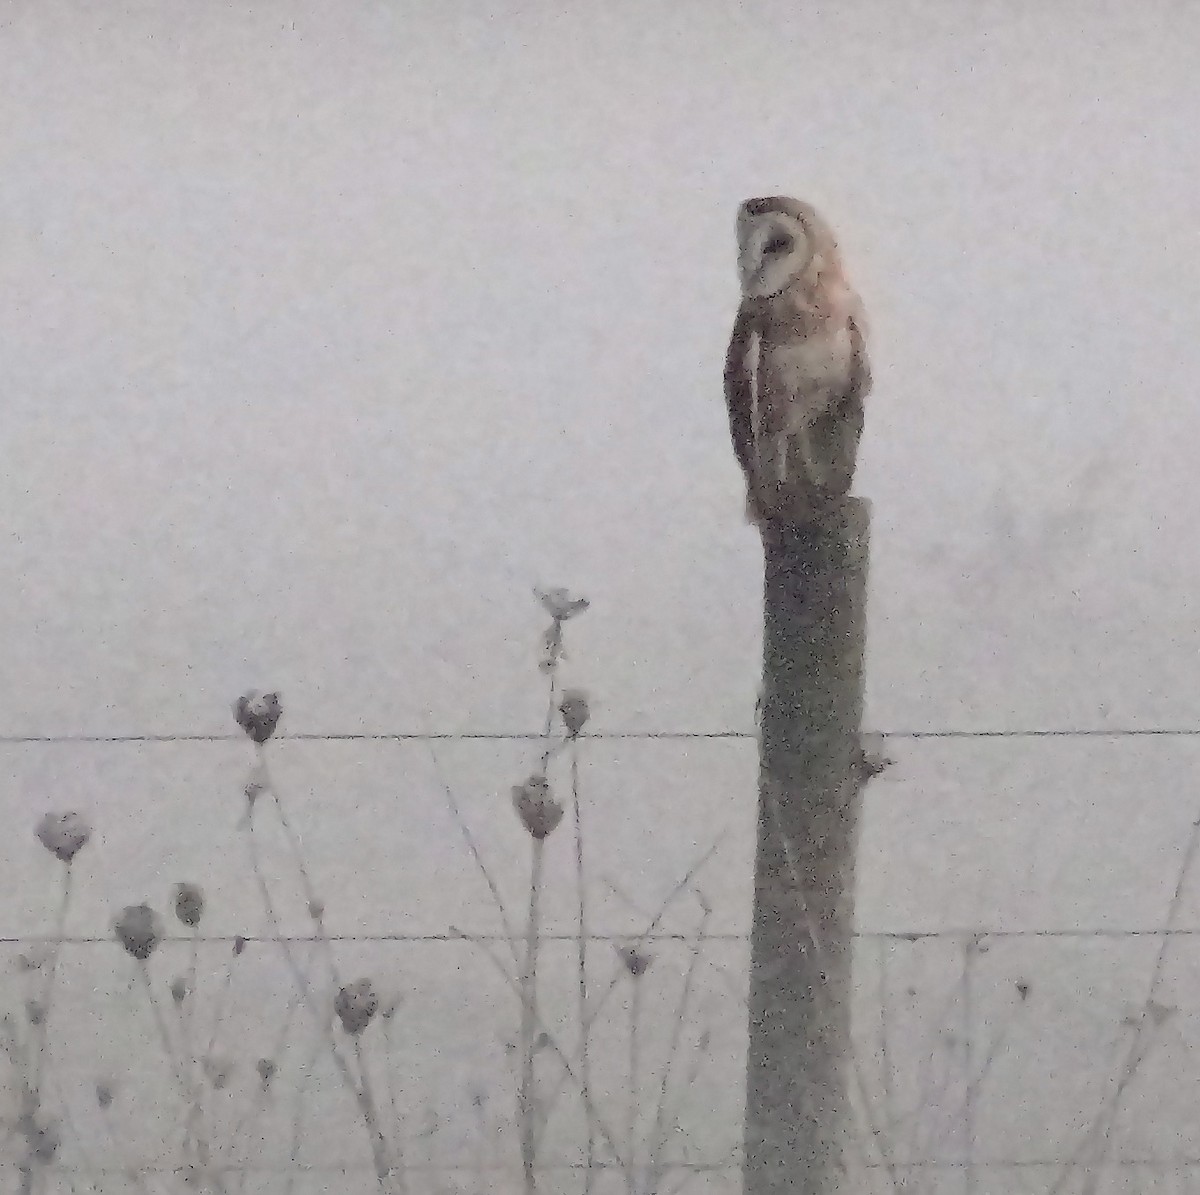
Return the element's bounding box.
[763,235,792,256]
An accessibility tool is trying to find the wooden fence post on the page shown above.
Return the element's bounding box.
[743,497,871,1194]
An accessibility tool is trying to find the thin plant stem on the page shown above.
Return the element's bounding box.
[628,972,643,1191]
[202,941,241,1064]
[922,993,1026,1167]
[586,833,728,1030]
[1074,1023,1162,1195]
[879,980,966,1145]
[849,935,901,1188]
[1052,802,1200,1195]
[540,665,561,773]
[260,748,319,906]
[354,1034,402,1193]
[963,938,978,1195]
[544,665,558,734]
[32,863,73,1091]
[425,741,519,964]
[185,928,200,1048]
[283,993,326,1195]
[39,1071,102,1190]
[908,942,972,1180]
[246,757,391,1188]
[95,1105,155,1195]
[571,745,595,1193]
[244,816,383,1185]
[235,962,308,1195]
[383,1015,402,1143]
[246,820,321,1015]
[654,1032,722,1194]
[876,937,895,1133]
[648,902,711,1184]
[137,963,187,1099]
[520,838,546,1193]
[537,833,729,1126]
[178,928,204,1168]
[136,964,224,1191]
[20,863,74,1195]
[448,925,632,1184]
[256,745,341,994]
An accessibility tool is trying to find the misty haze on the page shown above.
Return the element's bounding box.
[2,3,1198,1193]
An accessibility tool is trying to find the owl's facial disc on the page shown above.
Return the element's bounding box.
[740,214,810,299]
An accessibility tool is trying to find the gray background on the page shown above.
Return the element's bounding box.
[2,2,1198,1191]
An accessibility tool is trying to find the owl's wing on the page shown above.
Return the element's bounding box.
[809,311,871,497]
[847,310,871,401]
[723,303,758,482]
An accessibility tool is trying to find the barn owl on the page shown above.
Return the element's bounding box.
[724,196,871,528]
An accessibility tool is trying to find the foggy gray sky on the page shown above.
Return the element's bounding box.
[4,0,1198,746]
[4,6,1200,1187]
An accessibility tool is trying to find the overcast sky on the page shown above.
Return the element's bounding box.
[4,4,1200,1184]
[3,0,1198,746]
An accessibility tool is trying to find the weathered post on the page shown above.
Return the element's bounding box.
[742,497,870,1195]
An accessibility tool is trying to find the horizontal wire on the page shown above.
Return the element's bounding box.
[4,927,1199,947]
[28,1162,739,1176]
[32,1158,1200,1175]
[2,726,1199,744]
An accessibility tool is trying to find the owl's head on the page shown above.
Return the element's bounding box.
[735,196,838,300]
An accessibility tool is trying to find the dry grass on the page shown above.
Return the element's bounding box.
[3,589,1193,1194]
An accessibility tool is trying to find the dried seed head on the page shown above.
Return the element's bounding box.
[95,1081,115,1110]
[618,945,652,978]
[559,690,590,738]
[35,811,92,863]
[170,976,190,1005]
[16,948,50,973]
[173,882,205,928]
[534,586,590,622]
[335,978,379,1035]
[23,1115,60,1165]
[203,1056,232,1089]
[256,1057,276,1088]
[114,904,162,961]
[307,899,325,923]
[233,935,248,956]
[511,774,564,840]
[233,690,282,744]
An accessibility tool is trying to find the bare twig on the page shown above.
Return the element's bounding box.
[571,745,596,1192]
[425,741,520,965]
[1051,805,1200,1195]
[448,925,631,1182]
[519,839,546,1192]
[648,898,712,1185]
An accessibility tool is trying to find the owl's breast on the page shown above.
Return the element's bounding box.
[759,322,855,400]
